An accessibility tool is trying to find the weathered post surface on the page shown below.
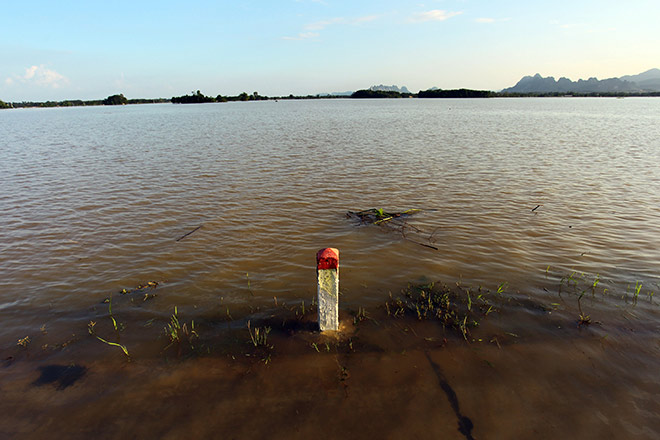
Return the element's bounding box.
[317,248,339,331]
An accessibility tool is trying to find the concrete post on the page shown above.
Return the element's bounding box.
[317,248,339,331]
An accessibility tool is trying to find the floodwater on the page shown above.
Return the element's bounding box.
[1,98,659,439]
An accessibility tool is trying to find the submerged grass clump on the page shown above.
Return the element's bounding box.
[246,320,273,364]
[246,320,272,348]
[164,306,200,356]
[385,282,497,341]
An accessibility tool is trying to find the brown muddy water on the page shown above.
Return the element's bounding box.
[1,98,659,439]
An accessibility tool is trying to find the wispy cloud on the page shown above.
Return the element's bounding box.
[475,17,511,24]
[409,10,462,23]
[303,14,379,31]
[282,32,320,40]
[6,65,68,88]
[285,14,381,40]
[353,15,380,24]
[304,17,345,31]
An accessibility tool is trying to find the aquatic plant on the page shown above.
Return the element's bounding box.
[633,281,642,305]
[591,274,600,295]
[246,320,271,348]
[119,280,159,295]
[353,307,368,324]
[17,336,31,348]
[577,292,591,326]
[107,297,119,332]
[164,306,199,353]
[286,298,316,320]
[88,320,130,359]
[385,281,497,341]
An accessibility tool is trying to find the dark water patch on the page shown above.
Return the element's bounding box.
[33,364,87,390]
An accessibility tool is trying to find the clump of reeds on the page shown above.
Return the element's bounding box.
[385,282,497,341]
[246,320,272,348]
[164,306,199,355]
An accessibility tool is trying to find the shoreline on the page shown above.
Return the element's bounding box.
[2,286,657,439]
[3,90,660,110]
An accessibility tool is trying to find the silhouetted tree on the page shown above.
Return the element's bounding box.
[103,94,128,105]
[171,91,216,104]
[418,88,493,98]
[351,89,403,98]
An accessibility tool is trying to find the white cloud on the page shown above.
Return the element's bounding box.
[409,10,462,23]
[353,15,380,24]
[285,14,381,40]
[304,14,381,31]
[282,32,320,41]
[304,17,345,31]
[476,17,511,24]
[8,65,69,88]
[24,65,38,79]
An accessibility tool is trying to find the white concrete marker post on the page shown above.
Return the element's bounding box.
[317,248,339,332]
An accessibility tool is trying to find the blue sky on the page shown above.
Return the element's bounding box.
[1,0,659,100]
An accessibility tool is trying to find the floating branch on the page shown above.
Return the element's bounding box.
[347,208,421,225]
[176,225,203,242]
[119,280,160,295]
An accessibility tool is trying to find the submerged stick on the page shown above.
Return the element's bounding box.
[176,225,202,242]
[405,239,439,250]
[402,224,439,250]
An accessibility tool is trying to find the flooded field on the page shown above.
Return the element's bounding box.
[1,98,659,439]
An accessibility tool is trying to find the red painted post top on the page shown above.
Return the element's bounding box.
[317,248,339,270]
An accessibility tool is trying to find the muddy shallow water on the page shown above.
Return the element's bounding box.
[1,98,659,438]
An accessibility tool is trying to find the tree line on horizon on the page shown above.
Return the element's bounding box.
[3,88,660,109]
[171,90,271,103]
[1,94,169,109]
[170,90,340,103]
[171,88,495,102]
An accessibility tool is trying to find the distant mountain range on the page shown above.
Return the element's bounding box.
[324,84,410,96]
[369,84,411,94]
[502,68,660,94]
